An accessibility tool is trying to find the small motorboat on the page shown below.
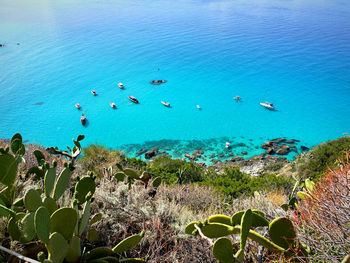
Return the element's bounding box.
[80,114,86,125]
[225,142,231,148]
[260,102,275,110]
[118,82,124,89]
[150,80,167,85]
[234,96,241,101]
[91,90,97,96]
[110,102,116,108]
[75,103,81,109]
[128,96,139,104]
[161,101,170,107]
[197,105,201,110]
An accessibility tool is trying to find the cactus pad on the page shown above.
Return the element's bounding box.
[65,236,81,262]
[35,206,51,244]
[82,247,114,261]
[114,172,125,181]
[208,214,232,226]
[123,168,139,179]
[184,221,201,235]
[74,176,95,203]
[89,213,102,226]
[87,228,99,242]
[24,189,42,212]
[269,217,296,249]
[112,232,144,253]
[44,167,57,197]
[119,259,146,263]
[50,207,78,240]
[231,210,268,228]
[152,177,162,188]
[21,212,36,242]
[47,232,69,263]
[78,200,91,235]
[53,168,71,200]
[212,237,235,263]
[200,223,238,238]
[43,197,58,215]
[0,153,18,187]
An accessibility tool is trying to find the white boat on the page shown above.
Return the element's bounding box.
[91,90,97,96]
[75,103,81,109]
[110,102,116,108]
[118,82,124,89]
[197,105,201,109]
[161,101,170,107]
[225,142,230,148]
[260,102,275,110]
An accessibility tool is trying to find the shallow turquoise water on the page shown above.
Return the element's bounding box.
[0,0,350,161]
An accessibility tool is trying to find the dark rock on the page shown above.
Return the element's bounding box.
[136,148,147,157]
[272,138,286,143]
[229,157,244,162]
[276,145,290,155]
[262,141,274,149]
[145,148,158,159]
[285,139,295,144]
[184,153,191,159]
[241,151,248,155]
[266,147,274,154]
[300,145,310,151]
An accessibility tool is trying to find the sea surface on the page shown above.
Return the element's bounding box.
[1,0,350,162]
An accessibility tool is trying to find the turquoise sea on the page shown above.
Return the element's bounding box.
[1,0,350,162]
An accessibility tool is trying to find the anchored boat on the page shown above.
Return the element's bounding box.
[118,82,124,89]
[91,90,97,96]
[161,101,170,107]
[110,102,116,108]
[75,103,81,109]
[80,114,86,125]
[128,96,139,104]
[150,80,167,85]
[260,102,275,110]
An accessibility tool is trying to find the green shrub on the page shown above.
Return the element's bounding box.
[201,167,293,200]
[295,136,350,181]
[147,156,203,184]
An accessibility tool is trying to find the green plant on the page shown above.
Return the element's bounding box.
[295,136,350,181]
[0,134,147,263]
[185,209,307,262]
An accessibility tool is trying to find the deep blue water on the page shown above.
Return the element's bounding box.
[0,0,350,162]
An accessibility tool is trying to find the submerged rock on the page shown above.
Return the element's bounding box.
[276,145,290,155]
[136,148,147,157]
[300,145,310,151]
[145,148,158,159]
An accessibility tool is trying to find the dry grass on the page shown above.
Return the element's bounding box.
[266,189,287,207]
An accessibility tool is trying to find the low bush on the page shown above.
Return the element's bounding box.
[201,167,293,200]
[295,136,350,181]
[147,156,203,184]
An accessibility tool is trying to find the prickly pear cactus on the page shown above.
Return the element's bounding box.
[52,168,71,200]
[268,217,296,250]
[212,237,235,263]
[74,175,95,204]
[35,206,51,244]
[112,232,144,253]
[50,207,78,240]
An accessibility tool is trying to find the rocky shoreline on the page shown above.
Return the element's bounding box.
[120,137,310,175]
